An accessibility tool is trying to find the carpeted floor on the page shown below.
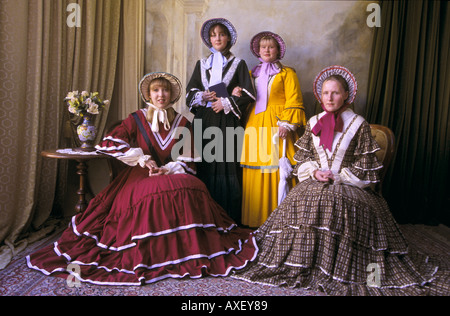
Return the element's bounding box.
[1,223,449,297]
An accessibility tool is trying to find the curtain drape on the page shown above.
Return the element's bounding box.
[366,0,449,225]
[67,0,121,146]
[112,0,145,120]
[0,0,122,269]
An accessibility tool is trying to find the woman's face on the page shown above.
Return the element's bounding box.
[259,38,279,63]
[149,84,171,109]
[210,25,230,52]
[321,79,349,112]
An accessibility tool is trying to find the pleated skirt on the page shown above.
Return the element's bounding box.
[233,179,449,296]
[27,167,258,286]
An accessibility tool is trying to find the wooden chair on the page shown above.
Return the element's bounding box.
[369,124,395,194]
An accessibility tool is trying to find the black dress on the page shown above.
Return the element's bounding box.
[186,54,255,224]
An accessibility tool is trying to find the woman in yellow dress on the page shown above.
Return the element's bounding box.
[238,32,306,227]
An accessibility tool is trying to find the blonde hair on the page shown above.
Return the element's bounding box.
[149,78,172,96]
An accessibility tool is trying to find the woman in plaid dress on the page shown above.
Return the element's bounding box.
[233,66,449,296]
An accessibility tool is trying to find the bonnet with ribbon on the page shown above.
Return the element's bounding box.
[250,31,286,115]
[311,65,358,151]
[200,18,237,87]
[139,72,182,133]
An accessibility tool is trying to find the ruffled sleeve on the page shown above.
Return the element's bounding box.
[224,59,256,120]
[95,114,136,157]
[276,67,306,128]
[341,121,383,186]
[95,113,150,167]
[186,58,256,120]
[186,60,205,113]
[292,123,318,181]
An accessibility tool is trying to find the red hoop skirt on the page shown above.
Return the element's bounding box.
[27,166,257,286]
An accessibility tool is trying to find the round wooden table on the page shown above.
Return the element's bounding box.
[41,149,113,213]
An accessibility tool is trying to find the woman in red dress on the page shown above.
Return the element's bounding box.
[27,72,257,286]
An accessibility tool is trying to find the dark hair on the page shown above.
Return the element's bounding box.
[209,23,232,57]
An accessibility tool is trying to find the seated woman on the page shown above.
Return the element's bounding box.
[233,66,449,296]
[27,72,257,286]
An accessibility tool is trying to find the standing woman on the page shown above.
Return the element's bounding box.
[233,66,449,295]
[186,18,255,224]
[27,72,258,286]
[239,32,306,228]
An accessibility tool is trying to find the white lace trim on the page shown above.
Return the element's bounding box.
[26,235,258,286]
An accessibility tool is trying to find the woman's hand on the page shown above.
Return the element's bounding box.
[232,86,242,97]
[202,90,217,102]
[144,159,158,170]
[314,170,335,183]
[279,126,289,140]
[144,159,166,176]
[211,98,224,113]
[148,167,168,177]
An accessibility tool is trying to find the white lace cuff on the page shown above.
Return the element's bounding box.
[222,97,232,115]
[162,161,187,175]
[193,91,207,107]
[296,161,320,182]
[277,121,296,131]
[117,148,151,168]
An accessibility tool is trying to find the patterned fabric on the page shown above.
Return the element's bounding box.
[233,111,450,296]
[294,113,382,181]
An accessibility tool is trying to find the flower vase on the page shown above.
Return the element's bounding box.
[76,115,97,152]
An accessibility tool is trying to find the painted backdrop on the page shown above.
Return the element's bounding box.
[145,0,376,118]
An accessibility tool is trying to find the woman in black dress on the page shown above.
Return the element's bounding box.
[186,18,255,224]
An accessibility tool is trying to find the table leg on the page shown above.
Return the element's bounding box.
[75,160,89,213]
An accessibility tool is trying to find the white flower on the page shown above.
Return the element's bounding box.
[65,90,104,116]
[65,91,78,100]
[87,103,99,114]
[68,105,77,114]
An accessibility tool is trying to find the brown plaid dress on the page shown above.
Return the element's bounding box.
[233,110,449,296]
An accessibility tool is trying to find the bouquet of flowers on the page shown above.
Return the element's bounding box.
[65,91,109,117]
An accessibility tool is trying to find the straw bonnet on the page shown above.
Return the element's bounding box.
[200,18,237,49]
[250,31,286,60]
[139,72,182,105]
[313,65,358,105]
